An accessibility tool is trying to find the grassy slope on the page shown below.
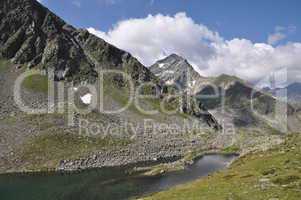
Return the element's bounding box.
[103,75,188,121]
[20,131,131,171]
[22,73,49,93]
[144,133,301,200]
[0,59,186,172]
[0,59,10,72]
[0,59,48,93]
[1,113,131,172]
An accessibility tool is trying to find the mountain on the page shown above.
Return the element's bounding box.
[150,54,274,127]
[286,82,301,103]
[151,52,301,134]
[151,53,299,132]
[0,0,220,128]
[150,54,210,95]
[262,82,301,106]
[0,0,223,173]
[0,0,154,83]
[213,74,245,87]
[198,74,301,133]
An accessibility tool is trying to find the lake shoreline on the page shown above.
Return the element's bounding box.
[0,154,238,200]
[0,149,239,176]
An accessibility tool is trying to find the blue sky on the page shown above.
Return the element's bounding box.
[40,0,300,43]
[39,0,301,85]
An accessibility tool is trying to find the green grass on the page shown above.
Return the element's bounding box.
[20,131,131,170]
[0,59,11,72]
[214,74,244,86]
[0,59,48,93]
[144,133,301,200]
[1,113,67,131]
[102,75,187,120]
[222,145,240,154]
[23,73,49,93]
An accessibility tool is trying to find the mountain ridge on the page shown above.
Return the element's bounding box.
[262,82,301,105]
[0,0,155,84]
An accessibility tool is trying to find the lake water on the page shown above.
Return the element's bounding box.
[0,154,237,200]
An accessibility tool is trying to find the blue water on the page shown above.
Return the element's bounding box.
[0,154,237,200]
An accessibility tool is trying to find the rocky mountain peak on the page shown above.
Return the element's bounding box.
[150,54,209,95]
[161,53,185,62]
[154,53,191,70]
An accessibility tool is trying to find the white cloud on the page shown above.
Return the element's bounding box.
[88,13,222,67]
[88,13,301,85]
[206,40,301,84]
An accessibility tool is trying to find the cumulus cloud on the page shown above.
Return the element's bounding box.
[88,13,222,67]
[88,13,301,85]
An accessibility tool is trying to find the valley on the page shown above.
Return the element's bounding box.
[0,0,300,199]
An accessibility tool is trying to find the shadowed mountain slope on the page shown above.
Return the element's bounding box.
[0,0,154,83]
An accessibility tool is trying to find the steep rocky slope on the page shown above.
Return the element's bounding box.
[0,0,154,84]
[150,54,210,95]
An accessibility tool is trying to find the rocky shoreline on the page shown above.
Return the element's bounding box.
[58,133,208,172]
[0,127,284,175]
[56,133,285,174]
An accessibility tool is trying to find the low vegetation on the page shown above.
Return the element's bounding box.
[222,145,240,154]
[22,73,49,93]
[103,75,188,120]
[0,59,11,72]
[144,133,301,200]
[19,131,131,171]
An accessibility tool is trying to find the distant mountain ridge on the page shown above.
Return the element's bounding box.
[286,82,301,102]
[262,82,301,104]
[151,54,300,132]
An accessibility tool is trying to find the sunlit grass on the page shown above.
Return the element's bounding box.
[144,134,301,200]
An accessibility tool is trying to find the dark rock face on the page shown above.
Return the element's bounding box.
[0,0,154,83]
